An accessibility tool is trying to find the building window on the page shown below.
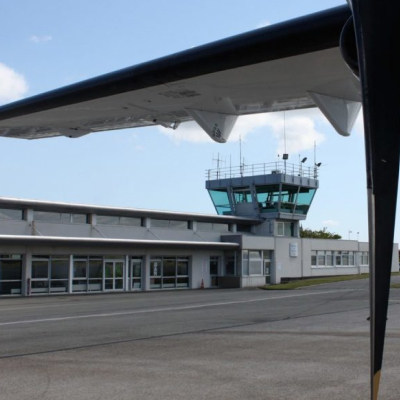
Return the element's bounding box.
[335,251,355,267]
[0,255,22,295]
[208,189,233,216]
[197,222,229,232]
[277,222,294,237]
[232,187,252,204]
[256,184,280,214]
[104,260,124,291]
[249,251,263,275]
[31,255,69,294]
[311,251,330,268]
[151,219,189,229]
[280,184,298,214]
[342,251,349,266]
[311,251,317,266]
[317,251,326,267]
[312,250,358,268]
[243,250,270,276]
[295,188,316,215]
[149,257,189,290]
[72,214,87,224]
[97,215,142,226]
[335,251,342,266]
[349,251,355,266]
[34,211,88,224]
[326,251,334,266]
[72,256,104,292]
[0,208,23,221]
[360,252,369,266]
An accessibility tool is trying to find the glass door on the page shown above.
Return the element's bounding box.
[104,260,124,291]
[209,256,219,287]
[131,259,142,290]
[263,250,272,284]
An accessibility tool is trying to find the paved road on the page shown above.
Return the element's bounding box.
[0,278,399,400]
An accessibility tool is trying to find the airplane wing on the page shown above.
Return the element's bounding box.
[0,5,359,143]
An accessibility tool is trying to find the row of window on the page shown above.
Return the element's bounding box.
[31,255,134,294]
[311,251,369,267]
[0,207,239,232]
[31,255,191,293]
[224,250,273,277]
[208,184,315,216]
[0,254,194,295]
[149,257,189,289]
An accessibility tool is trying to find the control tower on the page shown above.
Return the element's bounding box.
[205,161,319,237]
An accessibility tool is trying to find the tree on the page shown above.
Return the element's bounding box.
[300,226,341,239]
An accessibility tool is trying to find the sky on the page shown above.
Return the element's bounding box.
[0,0,394,243]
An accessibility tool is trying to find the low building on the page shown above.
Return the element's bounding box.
[0,161,397,296]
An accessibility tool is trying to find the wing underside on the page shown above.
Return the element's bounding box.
[0,6,358,142]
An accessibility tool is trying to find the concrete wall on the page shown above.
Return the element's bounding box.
[272,237,303,283]
[0,218,241,243]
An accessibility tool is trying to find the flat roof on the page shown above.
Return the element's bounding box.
[0,196,260,225]
[0,235,240,249]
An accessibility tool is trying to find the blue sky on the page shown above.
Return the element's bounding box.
[0,0,393,242]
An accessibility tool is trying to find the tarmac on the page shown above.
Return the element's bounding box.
[0,277,399,400]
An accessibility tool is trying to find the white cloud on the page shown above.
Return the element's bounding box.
[157,114,272,144]
[0,63,29,104]
[264,113,326,154]
[322,219,339,226]
[30,35,52,43]
[158,112,325,154]
[158,121,213,144]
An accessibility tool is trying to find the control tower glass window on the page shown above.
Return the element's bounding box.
[232,187,252,204]
[256,185,280,213]
[296,188,316,215]
[208,189,232,215]
[280,185,298,213]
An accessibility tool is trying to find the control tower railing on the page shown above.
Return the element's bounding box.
[206,161,318,181]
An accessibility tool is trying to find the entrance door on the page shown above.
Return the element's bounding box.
[209,256,219,287]
[104,260,124,291]
[264,260,271,284]
[131,259,142,290]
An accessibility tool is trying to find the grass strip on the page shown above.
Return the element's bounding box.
[391,284,400,289]
[261,272,400,290]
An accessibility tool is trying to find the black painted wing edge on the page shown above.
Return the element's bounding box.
[0,6,350,122]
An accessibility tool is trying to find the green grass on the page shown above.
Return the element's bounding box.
[261,272,400,290]
[391,284,400,289]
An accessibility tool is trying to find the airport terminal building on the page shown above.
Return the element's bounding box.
[0,161,397,296]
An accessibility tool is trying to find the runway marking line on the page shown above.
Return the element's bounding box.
[0,289,357,327]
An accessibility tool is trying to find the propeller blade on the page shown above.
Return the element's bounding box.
[351,1,400,399]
